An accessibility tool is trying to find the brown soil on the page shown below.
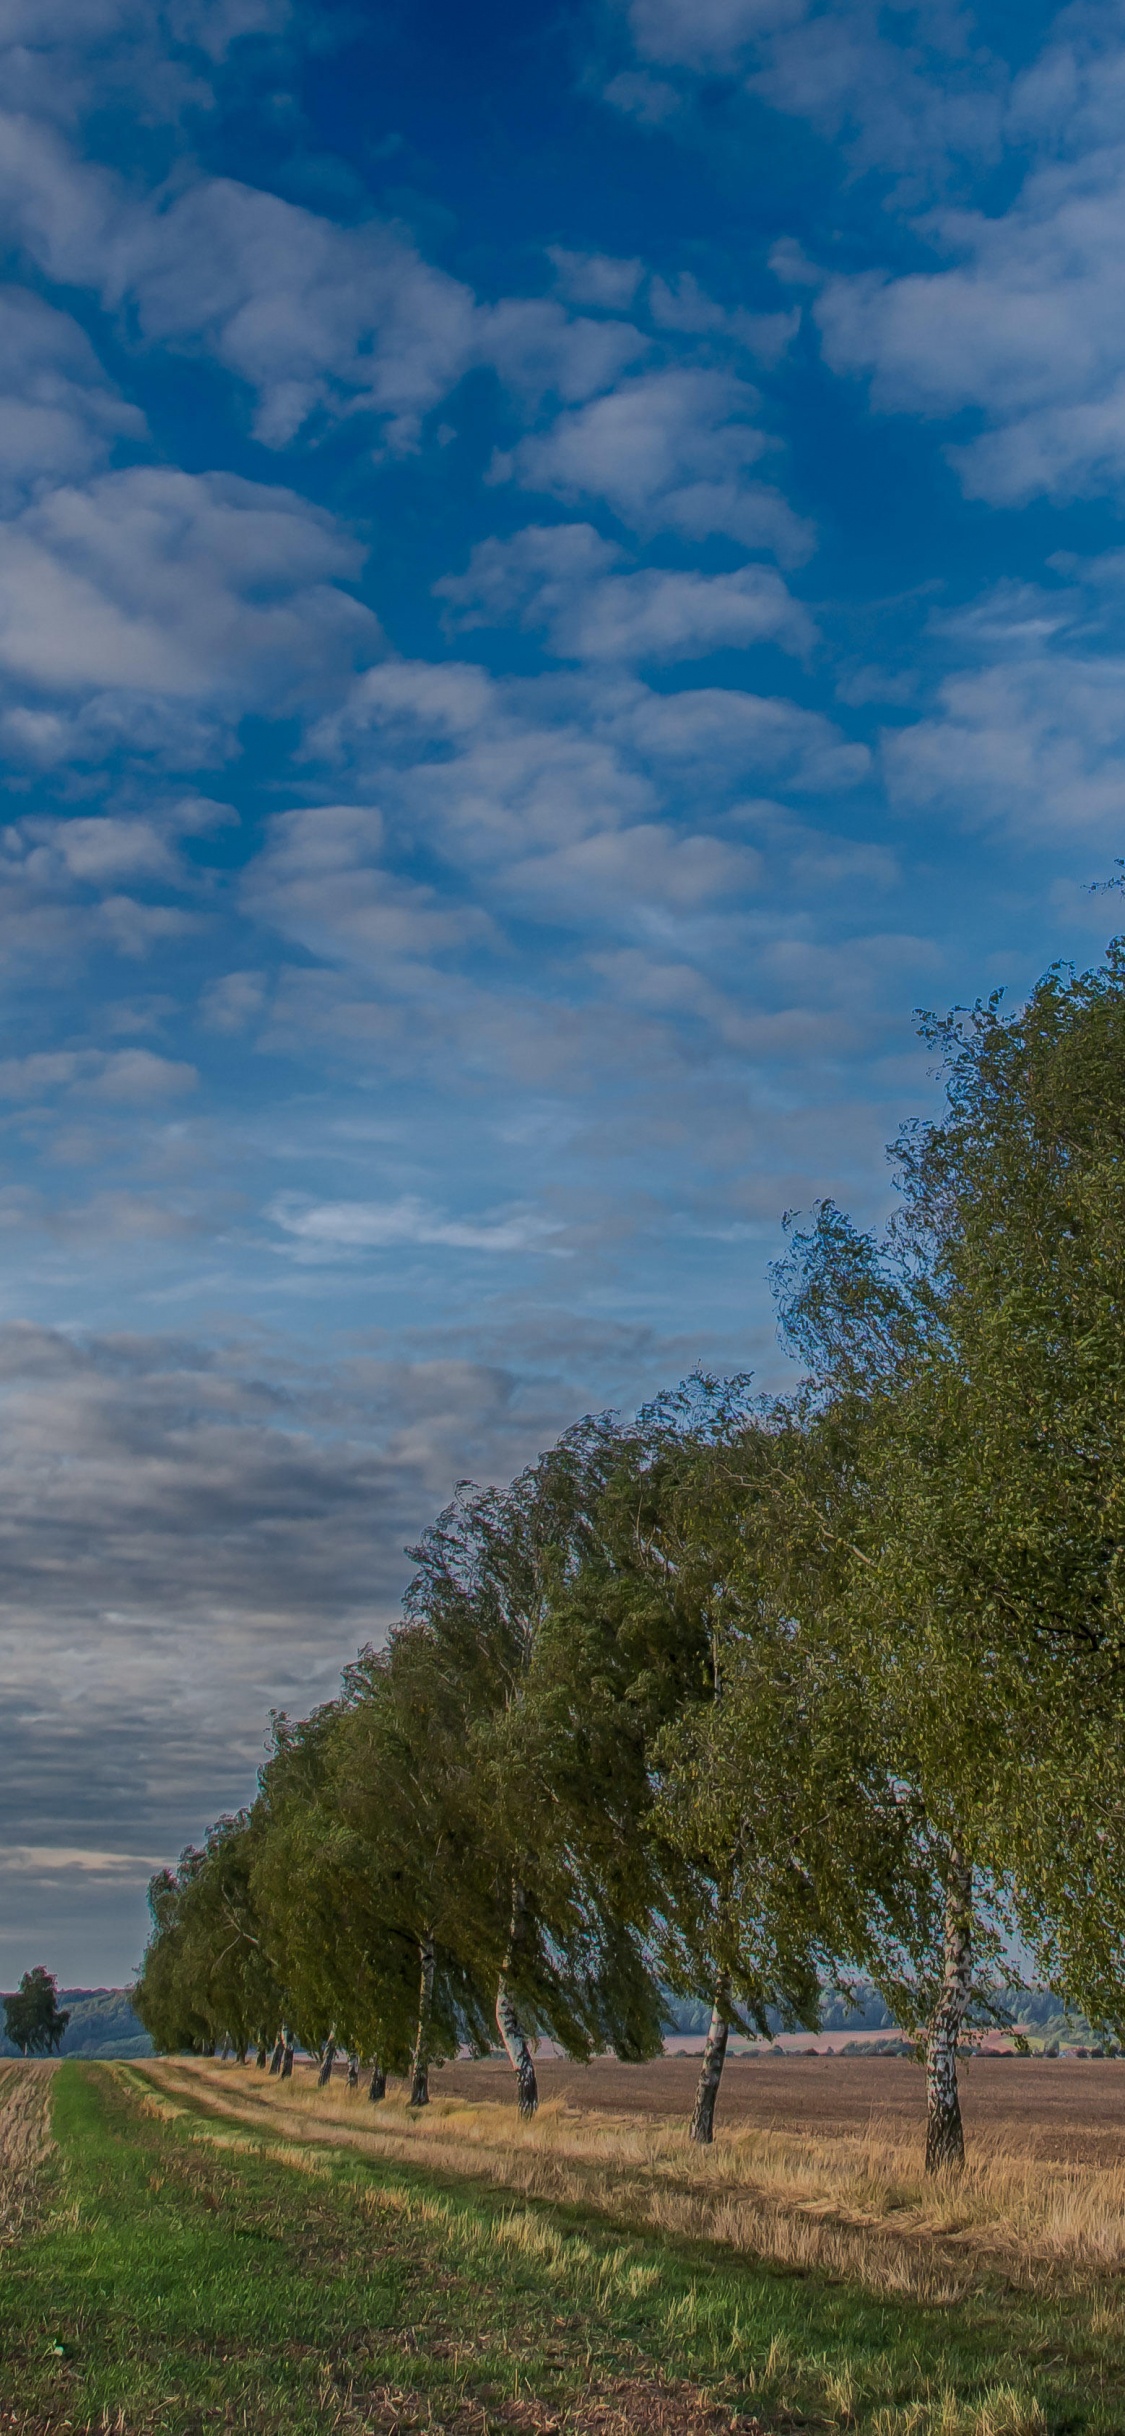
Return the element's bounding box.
[338,2374,767,2436]
[428,2051,1125,2165]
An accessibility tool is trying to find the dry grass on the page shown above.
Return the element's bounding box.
[867,2396,1046,2436]
[0,2062,55,2248]
[140,2056,1125,2305]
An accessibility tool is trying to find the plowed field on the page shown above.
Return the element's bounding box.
[434,2051,1125,2164]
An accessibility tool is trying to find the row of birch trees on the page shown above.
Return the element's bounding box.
[135,941,1125,2174]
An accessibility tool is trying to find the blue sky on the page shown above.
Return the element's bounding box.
[2,0,1123,1982]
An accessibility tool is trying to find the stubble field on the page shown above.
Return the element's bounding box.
[4,2054,1125,2436]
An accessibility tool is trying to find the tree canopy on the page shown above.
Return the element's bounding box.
[134,938,1125,2174]
[3,1967,70,2057]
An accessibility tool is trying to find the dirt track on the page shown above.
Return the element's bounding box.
[428,2052,1125,2164]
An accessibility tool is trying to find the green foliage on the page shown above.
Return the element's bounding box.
[589,1395,940,2039]
[420,1427,673,2061]
[2,1966,69,2055]
[250,1690,424,2072]
[0,1987,149,2061]
[133,934,1125,2102]
[134,1813,280,2058]
[774,945,1125,2032]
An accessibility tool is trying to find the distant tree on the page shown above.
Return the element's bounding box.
[3,1966,70,2056]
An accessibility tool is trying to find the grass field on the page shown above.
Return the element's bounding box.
[3,2058,1125,2435]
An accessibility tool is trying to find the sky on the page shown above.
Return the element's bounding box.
[1,0,1124,1985]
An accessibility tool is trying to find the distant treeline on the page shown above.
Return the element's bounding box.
[135,943,1125,2175]
[0,1988,151,2060]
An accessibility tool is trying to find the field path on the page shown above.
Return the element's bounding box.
[140,2054,1125,2302]
[2,2063,1116,2433]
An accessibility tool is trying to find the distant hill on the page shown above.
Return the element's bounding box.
[0,1987,152,2060]
[663,1984,896,2038]
[662,1983,1110,2048]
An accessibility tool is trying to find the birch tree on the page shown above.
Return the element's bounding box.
[772,940,1125,2158]
[592,1392,936,2142]
[135,1812,280,2059]
[883,948,1125,2033]
[328,1633,497,2104]
[405,1423,667,2111]
[251,1699,420,2085]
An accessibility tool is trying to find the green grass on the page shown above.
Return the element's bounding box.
[1,2063,1124,2433]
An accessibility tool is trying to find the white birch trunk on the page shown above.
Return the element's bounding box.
[690,1970,731,2146]
[280,2029,295,2080]
[268,2031,285,2076]
[316,2034,336,2088]
[496,1879,538,2118]
[368,2060,386,2103]
[925,1848,973,2174]
[409,1934,435,2108]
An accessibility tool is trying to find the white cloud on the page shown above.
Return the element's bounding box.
[802,18,1125,506]
[883,563,1125,840]
[0,692,233,771]
[0,0,288,58]
[0,1046,197,1098]
[437,522,617,632]
[0,128,649,451]
[0,0,289,136]
[0,466,378,714]
[162,0,289,59]
[600,676,869,792]
[748,7,1006,185]
[437,522,815,661]
[625,0,802,71]
[268,1191,562,1255]
[92,897,196,958]
[87,1046,198,1099]
[600,68,680,123]
[887,653,1125,842]
[199,969,267,1033]
[244,802,490,968]
[648,271,799,366]
[502,821,761,922]
[313,662,655,863]
[0,285,143,505]
[318,658,495,748]
[506,368,769,512]
[299,656,867,979]
[500,367,813,563]
[117,179,483,450]
[0,1844,160,1876]
[476,294,647,411]
[609,0,1008,188]
[548,247,644,310]
[542,562,815,661]
[21,815,179,881]
[0,814,197,977]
